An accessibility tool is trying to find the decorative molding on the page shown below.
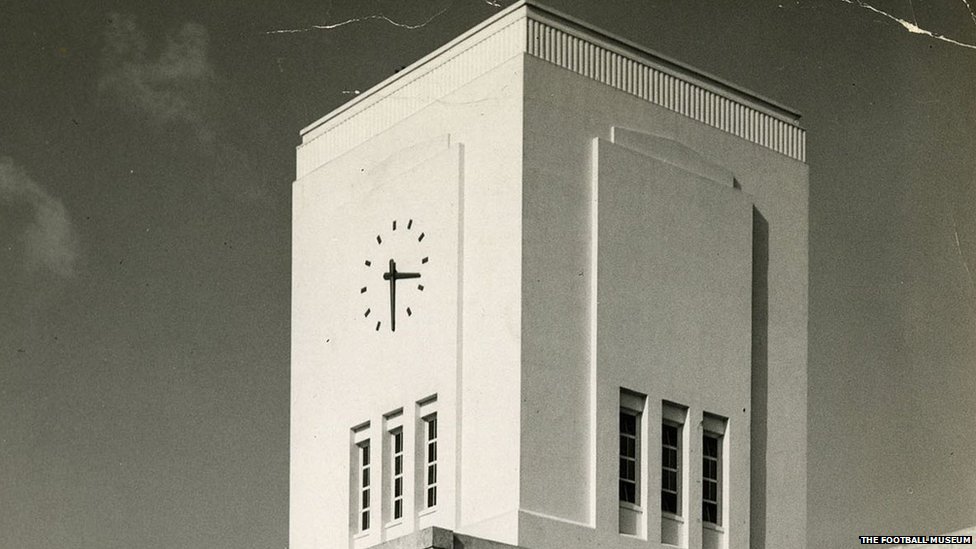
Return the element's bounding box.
[525,16,805,162]
[297,1,806,178]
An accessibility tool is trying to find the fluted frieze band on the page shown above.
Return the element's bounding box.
[297,2,807,178]
[526,18,805,162]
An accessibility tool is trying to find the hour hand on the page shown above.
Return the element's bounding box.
[395,271,421,280]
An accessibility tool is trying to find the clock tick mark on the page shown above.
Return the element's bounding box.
[418,232,425,242]
[417,284,424,291]
[365,260,371,267]
[421,257,429,264]
[376,321,381,331]
[360,287,367,293]
[376,235,382,245]
[364,308,371,317]
[407,219,413,230]
[392,220,397,231]
[406,307,412,316]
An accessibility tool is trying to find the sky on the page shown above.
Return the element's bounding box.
[1,1,974,548]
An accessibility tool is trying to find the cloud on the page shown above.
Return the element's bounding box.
[0,157,79,278]
[98,14,270,204]
[98,13,216,146]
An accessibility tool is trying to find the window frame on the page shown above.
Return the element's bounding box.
[619,407,641,508]
[357,440,371,533]
[422,413,438,510]
[661,419,682,516]
[618,389,646,538]
[701,413,726,527]
[390,427,404,521]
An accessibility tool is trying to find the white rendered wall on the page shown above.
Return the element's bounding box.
[593,138,753,549]
[292,31,807,549]
[291,56,524,549]
[517,54,808,549]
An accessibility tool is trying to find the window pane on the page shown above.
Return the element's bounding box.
[704,501,717,523]
[663,424,677,446]
[662,420,683,518]
[362,489,369,507]
[362,445,370,465]
[428,418,437,440]
[394,477,402,496]
[620,481,636,503]
[620,437,629,456]
[428,442,437,462]
[620,412,637,435]
[394,455,402,475]
[619,436,631,457]
[362,468,369,487]
[394,432,402,453]
[618,437,628,458]
[394,499,402,519]
[704,435,718,457]
[662,491,677,514]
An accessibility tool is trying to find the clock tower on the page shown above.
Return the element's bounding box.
[291,3,808,549]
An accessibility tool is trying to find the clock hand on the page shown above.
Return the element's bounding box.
[383,259,397,332]
[382,260,423,332]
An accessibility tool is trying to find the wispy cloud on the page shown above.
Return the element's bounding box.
[0,157,79,278]
[98,15,269,203]
[98,13,217,146]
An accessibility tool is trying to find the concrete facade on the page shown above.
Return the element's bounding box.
[291,2,808,548]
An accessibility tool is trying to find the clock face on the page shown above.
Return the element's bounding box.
[361,218,429,332]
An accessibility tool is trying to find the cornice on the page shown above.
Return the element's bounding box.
[297,1,805,178]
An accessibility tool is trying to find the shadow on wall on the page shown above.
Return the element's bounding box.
[751,207,769,549]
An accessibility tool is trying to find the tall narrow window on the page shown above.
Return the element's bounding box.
[391,429,404,520]
[660,402,687,546]
[619,410,639,504]
[358,441,371,532]
[619,389,645,537]
[423,414,438,509]
[701,413,726,527]
[702,433,720,524]
[661,422,680,513]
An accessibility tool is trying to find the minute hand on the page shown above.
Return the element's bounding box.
[382,260,422,332]
[389,271,421,331]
